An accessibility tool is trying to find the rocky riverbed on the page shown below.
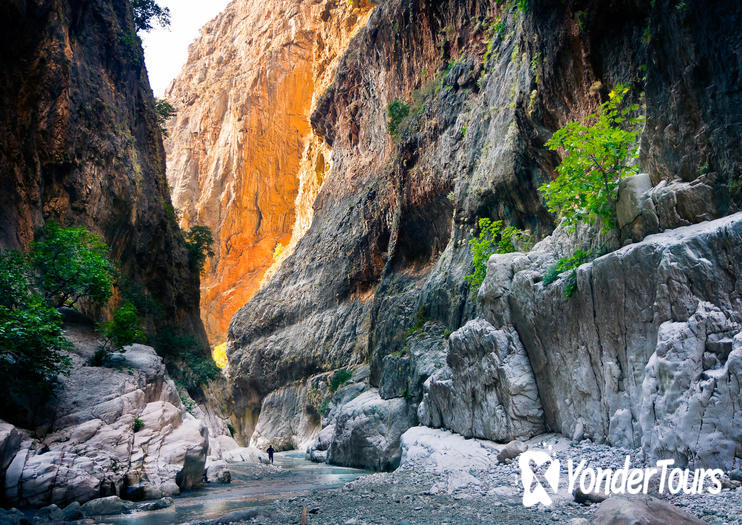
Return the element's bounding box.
[192,428,742,525]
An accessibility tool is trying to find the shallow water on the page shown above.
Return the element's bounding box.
[107,451,367,524]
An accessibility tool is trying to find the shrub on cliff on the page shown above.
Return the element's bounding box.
[31,222,116,309]
[387,100,410,138]
[154,99,177,137]
[466,218,530,293]
[540,84,643,232]
[184,225,215,273]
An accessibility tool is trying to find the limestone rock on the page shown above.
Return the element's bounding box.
[419,319,544,443]
[481,212,742,470]
[205,461,231,484]
[164,0,374,343]
[327,390,414,471]
[594,495,705,525]
[81,495,134,516]
[496,440,528,463]
[2,342,208,507]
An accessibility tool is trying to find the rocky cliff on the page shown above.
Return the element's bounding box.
[215,0,742,470]
[0,0,204,338]
[164,0,374,343]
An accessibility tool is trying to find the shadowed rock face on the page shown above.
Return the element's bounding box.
[0,0,204,339]
[164,0,374,344]
[225,0,741,447]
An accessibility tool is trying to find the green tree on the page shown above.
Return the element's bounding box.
[99,301,146,352]
[130,0,171,32]
[466,218,530,293]
[0,251,71,423]
[154,99,177,137]
[184,225,215,273]
[541,84,643,231]
[30,222,116,308]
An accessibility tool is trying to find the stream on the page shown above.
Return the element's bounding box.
[106,452,367,524]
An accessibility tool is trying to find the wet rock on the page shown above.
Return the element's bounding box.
[35,504,63,522]
[137,497,174,511]
[0,508,27,525]
[594,495,705,524]
[81,496,134,516]
[61,502,83,521]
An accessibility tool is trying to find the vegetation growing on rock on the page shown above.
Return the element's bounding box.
[184,225,215,273]
[466,218,530,293]
[540,84,643,232]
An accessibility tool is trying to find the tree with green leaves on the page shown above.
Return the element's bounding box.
[99,301,146,352]
[130,0,171,32]
[540,84,643,232]
[184,225,215,273]
[0,251,71,423]
[466,218,530,293]
[154,99,177,137]
[30,222,117,308]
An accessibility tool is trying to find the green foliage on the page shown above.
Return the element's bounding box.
[130,0,170,32]
[99,301,145,352]
[226,422,236,437]
[443,329,453,338]
[406,306,431,337]
[0,251,72,423]
[387,100,410,138]
[118,31,142,65]
[184,225,215,273]
[31,222,116,308]
[542,249,592,298]
[319,399,331,417]
[152,329,221,392]
[466,218,531,293]
[133,418,144,432]
[540,85,643,232]
[329,369,353,393]
[154,99,177,137]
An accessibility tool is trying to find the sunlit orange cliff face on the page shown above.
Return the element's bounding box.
[164,0,374,343]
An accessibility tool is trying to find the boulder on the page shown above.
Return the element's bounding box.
[81,495,134,516]
[62,501,84,521]
[205,460,231,483]
[419,319,544,442]
[594,495,705,524]
[35,504,63,522]
[327,390,414,471]
[0,508,27,525]
[137,497,174,511]
[496,440,527,463]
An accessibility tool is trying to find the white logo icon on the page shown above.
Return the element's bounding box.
[519,450,561,507]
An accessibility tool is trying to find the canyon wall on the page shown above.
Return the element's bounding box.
[164,0,374,343]
[0,0,204,338]
[221,0,741,462]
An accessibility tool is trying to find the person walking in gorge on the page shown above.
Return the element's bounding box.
[267,445,274,464]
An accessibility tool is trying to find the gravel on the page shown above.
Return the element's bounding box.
[192,436,742,525]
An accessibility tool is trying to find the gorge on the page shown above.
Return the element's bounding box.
[1,0,742,523]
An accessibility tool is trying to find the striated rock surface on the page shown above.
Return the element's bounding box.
[477,212,742,470]
[164,0,374,343]
[0,0,203,338]
[226,0,742,460]
[2,331,209,507]
[418,318,544,442]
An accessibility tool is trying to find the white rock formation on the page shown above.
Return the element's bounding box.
[2,343,209,507]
